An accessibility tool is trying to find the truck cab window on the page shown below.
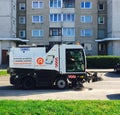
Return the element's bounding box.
[66,49,85,72]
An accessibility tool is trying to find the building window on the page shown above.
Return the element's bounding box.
[49,28,62,36]
[19,16,26,24]
[63,14,75,22]
[19,30,26,38]
[98,4,104,11]
[81,16,92,23]
[50,0,62,8]
[19,3,26,10]
[63,28,75,37]
[50,14,61,22]
[32,30,44,37]
[63,0,75,8]
[32,16,44,23]
[50,13,75,22]
[81,29,92,37]
[81,2,92,9]
[98,16,104,24]
[82,43,92,51]
[99,44,106,51]
[32,1,44,9]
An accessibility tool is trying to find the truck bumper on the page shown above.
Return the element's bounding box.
[10,75,22,88]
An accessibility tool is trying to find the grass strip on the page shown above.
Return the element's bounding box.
[0,70,9,76]
[0,100,120,115]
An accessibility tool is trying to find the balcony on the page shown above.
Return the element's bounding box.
[63,0,75,8]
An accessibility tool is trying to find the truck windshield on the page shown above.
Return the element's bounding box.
[66,49,85,72]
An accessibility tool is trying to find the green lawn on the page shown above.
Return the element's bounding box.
[0,100,120,115]
[0,70,9,76]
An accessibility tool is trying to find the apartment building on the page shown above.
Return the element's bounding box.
[96,0,120,55]
[0,0,17,65]
[17,0,107,55]
[0,0,28,66]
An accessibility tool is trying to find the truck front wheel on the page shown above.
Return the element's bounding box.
[56,78,68,89]
[22,77,35,90]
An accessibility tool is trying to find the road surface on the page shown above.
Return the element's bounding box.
[0,72,120,100]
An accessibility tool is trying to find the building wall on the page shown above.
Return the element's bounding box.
[26,0,49,45]
[106,0,120,56]
[107,41,113,55]
[0,0,12,38]
[0,0,17,65]
[107,0,112,38]
[0,0,16,38]
[75,0,98,55]
[49,8,75,43]
[98,0,107,38]
[16,0,107,55]
[16,0,26,39]
[112,0,120,38]
[113,41,120,56]
[107,0,120,38]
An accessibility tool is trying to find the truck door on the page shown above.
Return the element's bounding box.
[66,49,85,72]
[2,50,9,65]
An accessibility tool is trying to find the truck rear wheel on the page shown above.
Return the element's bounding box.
[56,78,68,89]
[22,77,35,90]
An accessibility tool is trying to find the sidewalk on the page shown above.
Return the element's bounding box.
[87,69,114,73]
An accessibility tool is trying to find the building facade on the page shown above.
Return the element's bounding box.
[1,0,120,66]
[0,0,17,65]
[97,0,120,55]
[17,0,108,56]
[0,0,28,66]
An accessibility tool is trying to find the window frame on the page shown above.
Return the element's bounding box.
[32,1,44,9]
[63,13,75,22]
[81,2,92,9]
[19,16,26,24]
[32,16,44,23]
[98,16,104,24]
[50,14,62,22]
[63,28,75,37]
[49,0,62,8]
[81,15,92,23]
[19,3,26,11]
[49,28,62,36]
[32,30,44,37]
[98,3,104,11]
[84,43,92,51]
[19,30,26,38]
[81,29,93,37]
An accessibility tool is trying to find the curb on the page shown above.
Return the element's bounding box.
[87,69,114,73]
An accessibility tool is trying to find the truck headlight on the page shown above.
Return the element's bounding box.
[80,76,84,78]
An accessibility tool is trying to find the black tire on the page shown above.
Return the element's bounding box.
[56,78,68,89]
[22,77,35,90]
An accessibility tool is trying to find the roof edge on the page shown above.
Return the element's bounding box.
[95,38,120,42]
[0,38,29,42]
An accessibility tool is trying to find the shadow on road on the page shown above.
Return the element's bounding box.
[0,85,84,97]
[107,94,120,100]
[105,72,120,78]
[0,87,67,97]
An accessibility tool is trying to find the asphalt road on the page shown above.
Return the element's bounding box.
[0,72,120,100]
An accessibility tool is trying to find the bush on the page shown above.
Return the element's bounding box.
[86,56,120,69]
